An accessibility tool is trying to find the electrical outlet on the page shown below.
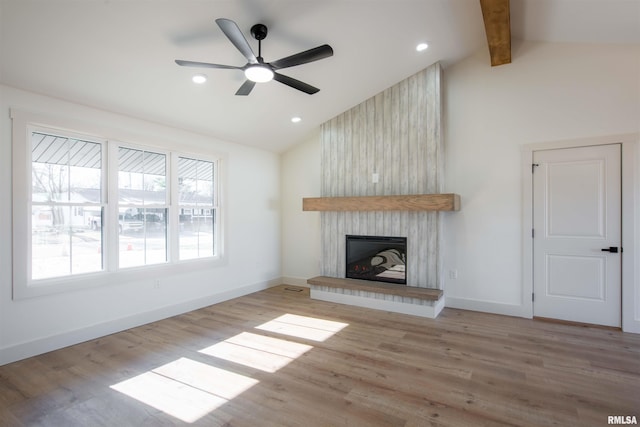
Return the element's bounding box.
[449,270,458,279]
[372,173,379,183]
[154,279,160,289]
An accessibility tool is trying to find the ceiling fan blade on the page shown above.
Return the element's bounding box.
[235,80,256,96]
[273,72,320,95]
[175,59,241,70]
[270,44,334,70]
[215,18,258,64]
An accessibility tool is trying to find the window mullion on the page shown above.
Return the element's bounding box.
[169,153,179,262]
[107,141,119,272]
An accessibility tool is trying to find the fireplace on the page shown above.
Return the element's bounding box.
[345,235,407,285]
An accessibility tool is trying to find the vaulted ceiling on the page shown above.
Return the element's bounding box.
[1,0,638,152]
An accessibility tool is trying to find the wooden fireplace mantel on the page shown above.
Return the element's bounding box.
[302,193,460,212]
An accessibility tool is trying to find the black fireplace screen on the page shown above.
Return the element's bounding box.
[345,235,407,285]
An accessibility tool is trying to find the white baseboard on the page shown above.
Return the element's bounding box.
[310,288,443,319]
[622,317,640,334]
[281,276,311,287]
[445,295,529,318]
[0,277,282,366]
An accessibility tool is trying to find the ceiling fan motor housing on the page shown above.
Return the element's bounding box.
[251,24,268,41]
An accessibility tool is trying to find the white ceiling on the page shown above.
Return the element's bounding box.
[1,0,638,153]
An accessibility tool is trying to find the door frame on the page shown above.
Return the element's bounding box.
[521,133,639,333]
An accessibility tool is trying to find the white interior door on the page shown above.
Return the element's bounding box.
[533,144,621,327]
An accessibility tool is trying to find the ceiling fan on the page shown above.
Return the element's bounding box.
[175,18,334,96]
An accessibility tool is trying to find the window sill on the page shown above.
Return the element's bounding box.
[14,256,227,300]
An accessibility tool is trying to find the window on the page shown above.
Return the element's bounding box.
[118,147,168,268]
[12,110,223,298]
[178,157,217,260]
[31,131,104,279]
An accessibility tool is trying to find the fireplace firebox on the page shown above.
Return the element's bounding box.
[345,235,407,285]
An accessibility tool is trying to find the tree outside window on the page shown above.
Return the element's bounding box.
[31,132,103,279]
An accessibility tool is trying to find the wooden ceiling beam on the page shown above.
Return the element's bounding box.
[479,0,511,66]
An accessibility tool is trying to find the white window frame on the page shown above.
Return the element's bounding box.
[11,109,226,299]
[113,142,171,269]
[22,125,108,281]
[174,154,220,261]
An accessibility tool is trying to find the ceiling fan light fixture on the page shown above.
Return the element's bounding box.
[245,65,274,83]
[192,74,207,84]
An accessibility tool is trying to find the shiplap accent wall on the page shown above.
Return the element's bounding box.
[320,62,443,289]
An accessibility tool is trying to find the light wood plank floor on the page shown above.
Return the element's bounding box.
[1,285,639,426]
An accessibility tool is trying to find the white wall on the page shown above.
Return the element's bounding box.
[280,130,322,286]
[0,84,282,365]
[443,41,640,316]
[281,40,640,324]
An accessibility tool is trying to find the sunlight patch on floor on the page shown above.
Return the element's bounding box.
[153,357,259,398]
[255,313,349,342]
[110,357,258,423]
[110,313,349,423]
[199,332,313,373]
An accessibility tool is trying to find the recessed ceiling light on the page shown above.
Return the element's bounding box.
[291,116,302,123]
[416,43,429,52]
[192,74,207,84]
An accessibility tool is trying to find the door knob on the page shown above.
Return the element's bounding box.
[601,247,619,253]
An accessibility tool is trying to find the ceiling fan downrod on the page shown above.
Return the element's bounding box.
[251,23,268,61]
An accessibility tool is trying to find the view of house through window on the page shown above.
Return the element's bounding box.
[24,125,220,289]
[31,132,104,279]
[178,157,216,260]
[118,147,168,268]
